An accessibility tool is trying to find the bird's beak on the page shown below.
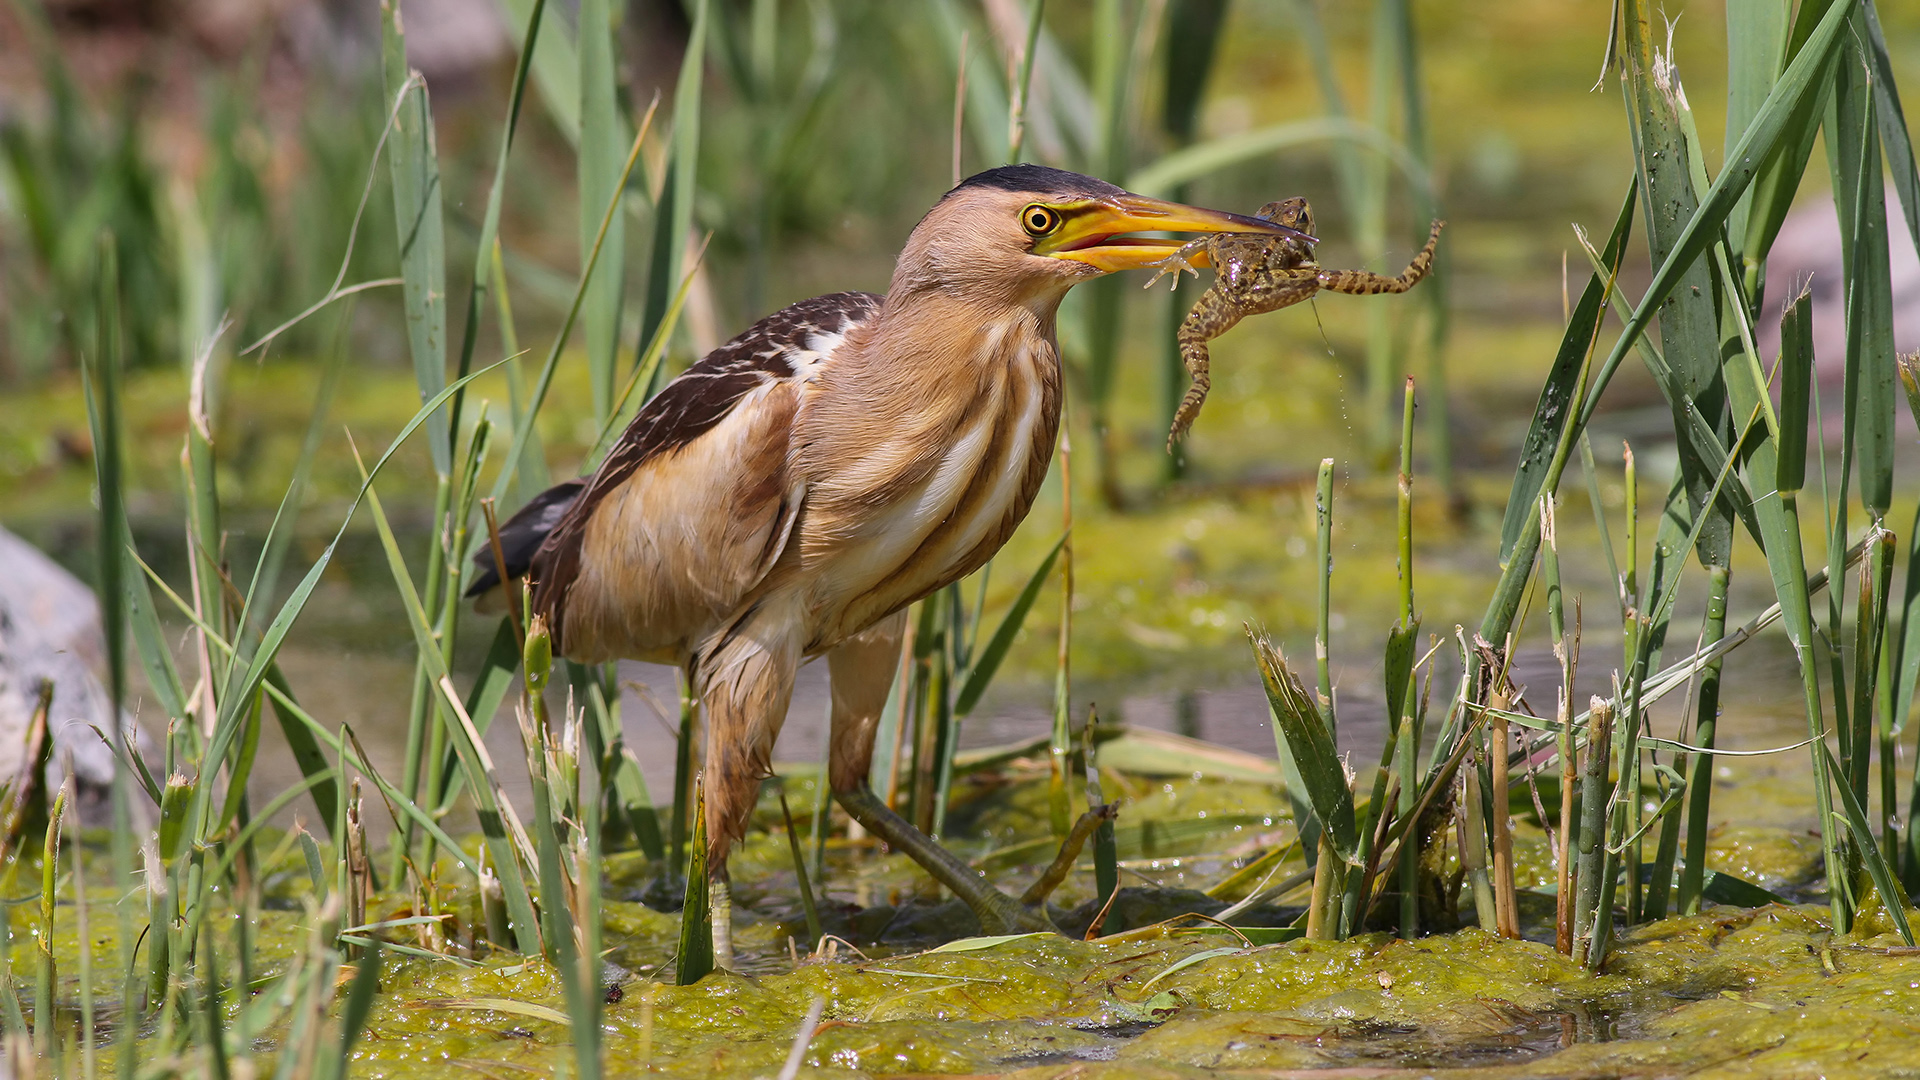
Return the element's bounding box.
[1039,193,1313,273]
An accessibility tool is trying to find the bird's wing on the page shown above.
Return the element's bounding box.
[531,291,883,663]
[464,477,585,607]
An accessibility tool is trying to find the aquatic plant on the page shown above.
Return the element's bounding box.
[1253,0,1920,975]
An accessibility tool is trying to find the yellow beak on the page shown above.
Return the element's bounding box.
[1037,193,1313,272]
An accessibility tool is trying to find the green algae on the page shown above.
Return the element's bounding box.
[20,766,1920,1078]
[307,904,1920,1078]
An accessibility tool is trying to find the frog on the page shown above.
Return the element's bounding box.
[1150,196,1445,449]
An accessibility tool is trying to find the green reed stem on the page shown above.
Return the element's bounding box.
[1395,383,1419,938]
[1050,432,1075,840]
[1083,706,1118,911]
[1315,458,1336,732]
[1620,444,1644,925]
[1005,0,1048,164]
[671,676,698,878]
[36,785,66,1059]
[1677,563,1730,915]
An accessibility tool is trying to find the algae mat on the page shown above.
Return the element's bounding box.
[334,905,1920,1078]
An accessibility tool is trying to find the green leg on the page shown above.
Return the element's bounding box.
[836,785,1053,935]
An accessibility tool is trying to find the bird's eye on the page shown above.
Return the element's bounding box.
[1021,204,1062,237]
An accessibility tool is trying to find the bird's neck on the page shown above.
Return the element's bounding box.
[864,289,1065,389]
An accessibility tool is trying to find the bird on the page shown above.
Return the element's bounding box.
[468,164,1310,964]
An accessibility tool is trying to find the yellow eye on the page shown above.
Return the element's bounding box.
[1021,204,1062,237]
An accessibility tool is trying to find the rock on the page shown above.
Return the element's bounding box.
[0,527,131,793]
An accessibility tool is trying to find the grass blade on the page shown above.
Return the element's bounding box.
[187,360,510,877]
[1739,0,1846,296]
[676,777,713,984]
[1483,0,1855,655]
[778,791,822,947]
[1861,1,1919,258]
[380,2,450,478]
[494,0,580,141]
[351,439,543,952]
[1828,58,1896,521]
[1723,0,1791,256]
[451,0,547,452]
[1495,183,1636,564]
[638,0,709,372]
[1824,742,1916,943]
[491,119,649,505]
[953,534,1066,715]
[1251,634,1357,864]
[1126,117,1429,201]
[579,0,627,428]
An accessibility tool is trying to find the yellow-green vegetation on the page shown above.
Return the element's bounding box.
[15,767,1909,1078]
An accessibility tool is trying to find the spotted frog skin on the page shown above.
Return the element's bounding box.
[1152,197,1445,448]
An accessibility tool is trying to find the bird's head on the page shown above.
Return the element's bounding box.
[890,164,1314,310]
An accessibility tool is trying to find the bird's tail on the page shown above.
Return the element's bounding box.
[464,478,587,610]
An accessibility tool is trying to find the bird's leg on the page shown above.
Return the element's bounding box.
[693,615,802,971]
[835,785,1053,934]
[824,614,1049,934]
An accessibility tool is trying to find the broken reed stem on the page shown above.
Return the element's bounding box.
[1489,688,1520,939]
[1574,697,1614,967]
[1543,494,1577,953]
[1460,754,1497,933]
[1019,803,1117,907]
[1306,833,1338,940]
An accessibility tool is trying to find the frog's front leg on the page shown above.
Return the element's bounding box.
[1144,236,1211,291]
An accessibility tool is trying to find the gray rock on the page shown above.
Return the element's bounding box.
[0,527,133,791]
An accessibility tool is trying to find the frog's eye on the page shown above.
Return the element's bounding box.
[1021,204,1062,237]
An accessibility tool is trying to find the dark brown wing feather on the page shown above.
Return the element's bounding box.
[464,478,585,598]
[530,291,883,651]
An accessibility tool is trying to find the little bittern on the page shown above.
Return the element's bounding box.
[470,164,1309,962]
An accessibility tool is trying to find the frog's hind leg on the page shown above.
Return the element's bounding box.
[1317,219,1445,296]
[1167,308,1233,450]
[1167,338,1213,451]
